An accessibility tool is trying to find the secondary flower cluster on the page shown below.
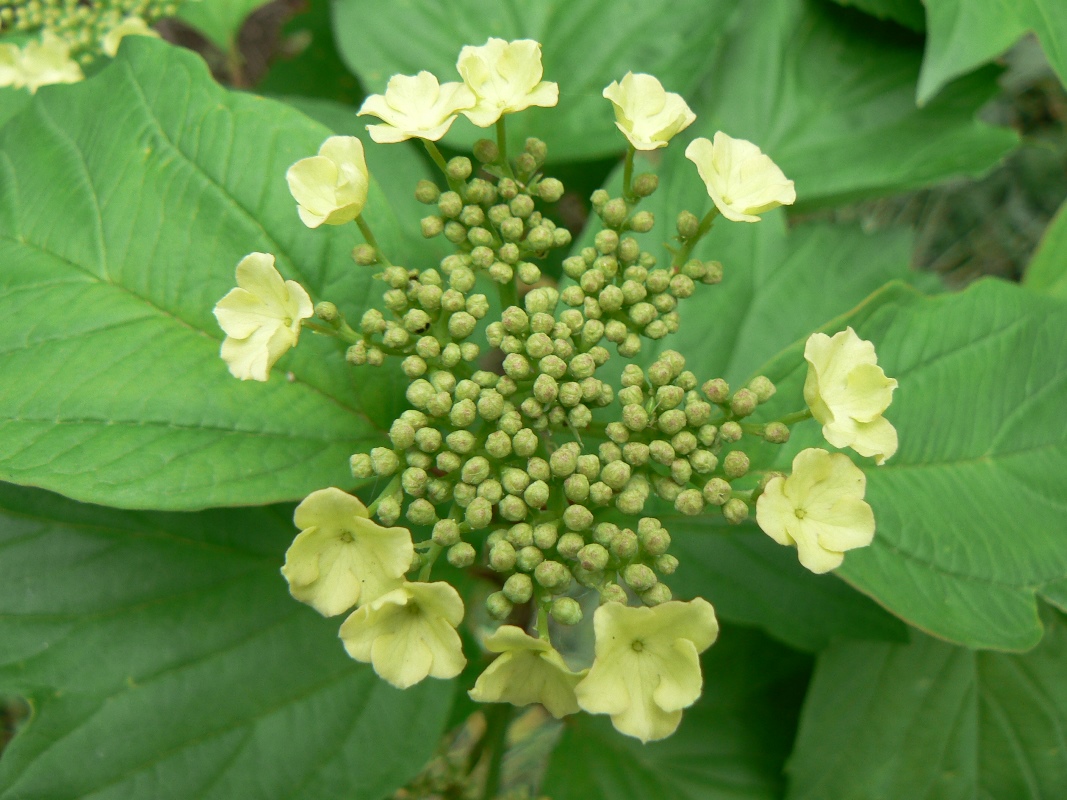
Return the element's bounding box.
[0,1,165,93]
[213,37,897,743]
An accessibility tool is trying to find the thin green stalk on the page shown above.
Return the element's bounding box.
[355,216,393,267]
[422,140,465,193]
[776,409,814,426]
[536,605,550,641]
[366,475,401,515]
[670,207,719,272]
[622,145,636,202]
[495,117,515,179]
[418,543,442,581]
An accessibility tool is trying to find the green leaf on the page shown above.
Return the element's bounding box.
[0,38,428,510]
[828,0,925,31]
[918,0,1067,105]
[0,88,29,129]
[541,626,811,800]
[786,610,1067,799]
[666,527,908,652]
[755,279,1067,651]
[690,0,1017,207]
[176,0,272,51]
[0,482,452,800]
[330,0,740,162]
[1024,199,1067,298]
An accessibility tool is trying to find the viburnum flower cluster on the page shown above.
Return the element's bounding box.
[213,37,898,743]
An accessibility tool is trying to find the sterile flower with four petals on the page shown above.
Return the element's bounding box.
[469,625,587,718]
[213,252,313,381]
[282,488,414,616]
[804,327,898,464]
[756,448,875,574]
[685,131,796,222]
[575,598,718,742]
[602,72,696,151]
[457,38,558,127]
[358,71,476,143]
[286,136,370,228]
[339,581,466,689]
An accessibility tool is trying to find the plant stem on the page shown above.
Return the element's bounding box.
[423,140,465,193]
[670,207,719,272]
[479,704,514,800]
[495,117,515,179]
[622,145,636,203]
[536,605,550,641]
[366,476,401,516]
[356,216,393,267]
[418,543,442,581]
[777,409,814,426]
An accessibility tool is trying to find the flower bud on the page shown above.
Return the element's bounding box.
[556,532,585,559]
[550,443,580,477]
[551,597,583,625]
[610,528,639,560]
[401,466,428,495]
[500,574,533,605]
[488,538,518,571]
[730,388,758,418]
[353,243,379,265]
[350,453,373,478]
[615,489,646,515]
[578,543,609,571]
[723,497,749,525]
[632,173,659,197]
[464,497,493,530]
[376,495,402,526]
[414,179,440,204]
[527,457,551,482]
[703,378,730,403]
[441,542,472,569]
[473,138,499,163]
[671,458,692,485]
[406,498,437,526]
[420,215,444,238]
[599,443,623,464]
[720,421,743,442]
[528,560,565,591]
[432,519,461,547]
[724,450,750,479]
[563,504,594,532]
[515,545,544,572]
[674,488,705,516]
[370,447,399,475]
[587,482,612,506]
[599,461,632,491]
[438,190,463,218]
[499,495,528,522]
[486,591,513,620]
[629,210,654,233]
[685,401,713,427]
[764,422,790,443]
[623,563,657,592]
[447,156,472,181]
[641,583,672,606]
[538,177,564,202]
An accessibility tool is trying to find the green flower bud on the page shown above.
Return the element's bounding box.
[628,302,656,327]
[406,498,437,526]
[483,432,510,461]
[401,466,428,496]
[376,495,402,526]
[610,528,639,560]
[432,519,461,547]
[670,432,696,456]
[478,479,504,504]
[551,597,583,625]
[698,424,719,447]
[500,217,525,242]
[382,324,410,349]
[579,269,606,294]
[615,489,646,515]
[689,449,718,474]
[436,451,462,475]
[549,443,580,477]
[517,262,542,284]
[498,408,523,433]
[620,442,649,467]
[730,388,758,418]
[515,545,544,572]
[539,354,568,380]
[685,401,713,427]
[621,403,649,432]
[526,226,553,251]
[745,376,775,404]
[703,378,730,403]
[530,560,567,591]
[563,504,594,532]
[674,488,705,516]
[525,456,549,481]
[414,179,441,204]
[421,215,444,238]
[596,285,623,315]
[442,398,471,428]
[597,444,621,467]
[473,138,499,163]
[497,495,526,522]
[632,173,659,197]
[426,391,453,418]
[498,242,521,264]
[623,563,657,592]
[525,287,559,315]
[477,390,505,421]
[489,262,515,283]
[599,461,632,492]
[578,543,609,571]
[763,422,790,443]
[589,481,614,506]
[703,477,731,506]
[446,541,475,568]
[352,243,379,265]
[561,285,585,307]
[629,210,654,233]
[507,194,533,218]
[648,440,675,467]
[503,431,533,461]
[447,156,472,181]
[383,289,409,312]
[601,198,628,227]
[720,421,743,442]
[723,498,749,525]
[724,450,750,479]
[653,475,682,502]
[589,523,617,548]
[468,227,494,247]
[538,177,564,202]
[514,152,538,176]
[671,458,693,485]
[488,539,517,571]
[460,456,490,485]
[406,451,433,470]
[486,591,513,620]
[440,343,463,367]
[370,447,399,475]
[441,289,467,314]
[676,210,700,239]
[595,229,619,254]
[554,337,576,360]
[500,574,533,606]
[447,311,477,340]
[350,453,373,478]
[641,583,672,606]
[644,320,669,340]
[438,191,463,218]
[399,355,425,379]
[556,532,585,559]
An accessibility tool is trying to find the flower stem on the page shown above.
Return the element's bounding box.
[777,409,814,426]
[478,704,514,800]
[418,543,442,581]
[670,207,719,272]
[536,605,550,641]
[366,475,401,516]
[422,139,465,193]
[355,216,393,268]
[622,145,636,203]
[495,117,516,179]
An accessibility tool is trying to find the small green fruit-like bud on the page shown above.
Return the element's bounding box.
[415,179,440,204]
[448,542,476,568]
[314,301,338,322]
[589,481,614,506]
[615,489,646,515]
[485,431,513,459]
[713,422,739,444]
[629,211,654,233]
[703,477,731,506]
[623,442,650,467]
[370,447,399,475]
[623,563,657,592]
[689,449,718,474]
[592,522,619,547]
[723,497,750,525]
[514,152,537,175]
[641,583,672,606]
[685,400,713,427]
[730,388,758,418]
[432,519,461,547]
[517,261,541,284]
[447,156,472,180]
[406,498,437,526]
[649,440,676,466]
[578,543,609,571]
[622,404,649,432]
[401,356,427,378]
[698,424,719,447]
[445,430,476,455]
[598,583,627,605]
[534,560,569,591]
[599,442,623,464]
[748,375,776,403]
[401,467,428,497]
[468,227,494,247]
[724,450,750,479]
[466,497,495,530]
[550,443,580,477]
[656,554,680,576]
[499,495,528,522]
[671,431,697,455]
[489,540,517,571]
[563,504,594,532]
[556,532,585,559]
[420,215,444,238]
[388,420,416,450]
[671,458,692,485]
[632,173,659,197]
[564,473,590,503]
[486,591,513,620]
[438,191,463,218]
[601,198,628,227]
[551,597,583,625]
[538,177,564,202]
[376,495,402,526]
[515,545,544,572]
[452,481,476,508]
[507,523,534,548]
[527,457,551,482]
[764,422,791,443]
[406,451,432,470]
[610,528,639,560]
[473,138,499,163]
[352,243,379,265]
[503,573,533,604]
[595,229,619,254]
[654,475,682,502]
[599,461,632,491]
[523,479,550,509]
[533,522,559,550]
[669,273,695,299]
[511,429,538,458]
[350,453,373,478]
[676,210,700,238]
[703,378,730,403]
[674,488,705,516]
[436,451,462,475]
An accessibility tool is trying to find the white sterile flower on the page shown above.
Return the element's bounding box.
[0,44,22,89]
[457,38,558,127]
[102,16,160,58]
[684,132,796,222]
[282,488,414,616]
[804,327,898,464]
[213,252,313,382]
[339,581,466,689]
[575,599,718,743]
[756,448,875,574]
[286,136,370,228]
[20,33,83,94]
[469,626,587,718]
[358,71,476,143]
[602,72,696,151]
